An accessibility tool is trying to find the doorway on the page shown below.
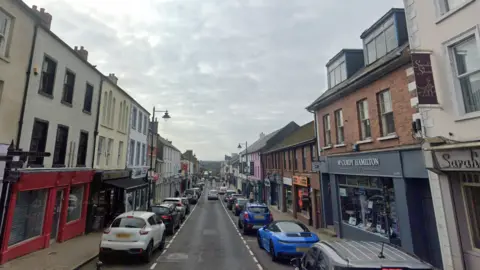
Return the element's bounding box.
[50,189,64,243]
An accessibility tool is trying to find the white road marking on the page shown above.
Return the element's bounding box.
[150,263,157,269]
[220,200,264,270]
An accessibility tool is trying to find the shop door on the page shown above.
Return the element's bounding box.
[50,190,64,242]
[322,174,334,226]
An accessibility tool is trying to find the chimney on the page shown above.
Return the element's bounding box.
[108,73,118,85]
[73,46,89,61]
[31,5,52,30]
[259,132,265,139]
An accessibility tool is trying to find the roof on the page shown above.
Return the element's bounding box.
[158,135,181,153]
[118,211,153,219]
[360,8,404,39]
[306,43,409,111]
[265,121,315,154]
[240,121,297,154]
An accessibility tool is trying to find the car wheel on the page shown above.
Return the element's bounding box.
[238,219,242,229]
[257,233,263,249]
[143,242,153,263]
[270,240,277,261]
[159,233,166,250]
[99,252,108,264]
[243,224,248,235]
[170,225,176,235]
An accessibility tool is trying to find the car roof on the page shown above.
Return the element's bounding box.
[153,203,173,208]
[117,211,153,219]
[226,189,236,192]
[246,202,267,207]
[316,240,433,268]
[164,197,181,201]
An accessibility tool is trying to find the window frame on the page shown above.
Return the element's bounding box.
[52,124,69,167]
[39,55,57,96]
[357,99,371,140]
[0,10,12,58]
[132,107,137,129]
[323,114,331,147]
[377,89,396,136]
[129,139,135,166]
[436,0,472,18]
[83,83,94,113]
[117,141,123,166]
[97,136,105,166]
[29,118,49,166]
[76,131,88,167]
[334,109,344,144]
[364,19,397,65]
[461,181,480,251]
[61,69,76,105]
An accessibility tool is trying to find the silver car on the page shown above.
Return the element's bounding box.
[162,198,186,222]
[207,189,219,200]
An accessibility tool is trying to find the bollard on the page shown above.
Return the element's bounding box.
[96,261,103,270]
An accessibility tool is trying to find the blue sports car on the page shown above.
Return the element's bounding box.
[257,220,320,261]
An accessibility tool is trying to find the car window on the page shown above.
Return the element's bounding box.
[154,215,163,224]
[151,206,171,214]
[182,199,188,204]
[111,217,146,228]
[276,221,309,232]
[147,216,157,225]
[237,199,248,205]
[185,190,195,195]
[248,207,268,214]
[163,199,179,203]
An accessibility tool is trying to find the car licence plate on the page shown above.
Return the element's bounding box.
[116,233,130,239]
[254,215,264,220]
[296,247,309,252]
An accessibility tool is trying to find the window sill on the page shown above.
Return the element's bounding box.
[117,130,127,135]
[322,145,333,150]
[334,143,346,148]
[454,111,480,122]
[356,138,373,145]
[61,100,73,108]
[377,134,398,141]
[82,109,91,115]
[436,0,475,24]
[38,90,54,99]
[0,55,10,63]
[100,124,113,130]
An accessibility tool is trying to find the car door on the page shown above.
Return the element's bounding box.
[147,216,159,246]
[171,207,179,226]
[263,223,278,249]
[154,215,165,239]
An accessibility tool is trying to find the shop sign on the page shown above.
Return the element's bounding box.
[102,170,130,181]
[412,53,438,105]
[264,179,271,187]
[283,177,292,186]
[337,158,380,167]
[312,161,322,172]
[293,176,308,187]
[131,167,148,179]
[434,149,480,171]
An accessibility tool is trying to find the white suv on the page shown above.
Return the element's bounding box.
[100,211,166,263]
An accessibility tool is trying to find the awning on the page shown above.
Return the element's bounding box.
[104,178,148,190]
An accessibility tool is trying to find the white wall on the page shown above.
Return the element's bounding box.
[127,102,149,169]
[20,27,101,167]
[161,145,181,178]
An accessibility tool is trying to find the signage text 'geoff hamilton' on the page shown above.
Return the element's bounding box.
[337,158,380,167]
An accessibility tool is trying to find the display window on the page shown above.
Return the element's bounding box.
[461,174,480,249]
[338,175,399,239]
[296,187,310,217]
[285,185,293,211]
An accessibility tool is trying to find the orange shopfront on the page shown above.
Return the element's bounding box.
[292,174,322,228]
[0,169,93,264]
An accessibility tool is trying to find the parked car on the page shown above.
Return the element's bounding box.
[192,187,202,196]
[208,189,219,200]
[257,220,319,261]
[162,198,186,222]
[184,189,199,204]
[227,194,243,210]
[231,197,248,216]
[218,186,227,195]
[100,211,166,263]
[224,190,236,202]
[291,240,435,270]
[238,202,273,234]
[179,197,191,214]
[149,203,181,235]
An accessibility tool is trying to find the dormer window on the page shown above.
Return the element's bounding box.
[329,61,347,88]
[364,16,398,65]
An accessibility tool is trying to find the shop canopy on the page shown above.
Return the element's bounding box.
[104,178,148,190]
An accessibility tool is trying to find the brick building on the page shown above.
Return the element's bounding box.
[306,8,442,268]
[262,122,319,228]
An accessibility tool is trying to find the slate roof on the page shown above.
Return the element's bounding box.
[239,121,297,154]
[158,135,181,153]
[265,121,315,153]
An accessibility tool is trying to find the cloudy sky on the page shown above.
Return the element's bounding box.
[26,0,403,160]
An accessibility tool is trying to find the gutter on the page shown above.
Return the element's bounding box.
[263,138,316,155]
[16,24,38,148]
[90,77,103,168]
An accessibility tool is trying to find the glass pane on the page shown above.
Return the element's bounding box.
[382,91,392,112]
[340,62,347,81]
[385,112,396,134]
[375,32,387,58]
[464,185,480,248]
[335,67,341,85]
[111,217,146,228]
[276,222,308,232]
[329,71,335,87]
[454,37,480,75]
[367,41,376,64]
[385,25,397,52]
[67,185,84,222]
[460,72,480,113]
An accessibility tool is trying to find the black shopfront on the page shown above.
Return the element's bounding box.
[85,169,148,233]
[322,149,442,268]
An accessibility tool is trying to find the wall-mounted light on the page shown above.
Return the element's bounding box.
[33,66,39,76]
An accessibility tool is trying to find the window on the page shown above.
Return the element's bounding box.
[111,98,116,127]
[142,143,146,165]
[302,147,307,170]
[107,91,112,126]
[39,56,57,95]
[0,11,11,57]
[138,112,143,132]
[129,139,135,165]
[97,136,105,166]
[144,115,148,134]
[310,144,315,161]
[118,102,123,130]
[365,21,397,64]
[124,105,129,131]
[132,107,137,129]
[451,36,480,113]
[136,141,141,165]
[328,62,347,88]
[53,125,69,166]
[335,109,344,144]
[323,114,331,146]
[67,185,84,222]
[293,150,297,170]
[463,183,480,249]
[83,83,93,113]
[62,70,75,104]
[76,131,88,166]
[102,92,107,124]
[106,138,113,166]
[117,141,123,166]
[438,0,467,15]
[357,99,371,140]
[283,152,286,168]
[378,90,395,136]
[29,119,49,165]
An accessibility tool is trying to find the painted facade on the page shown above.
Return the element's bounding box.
[0,0,37,145]
[126,101,149,178]
[93,75,130,170]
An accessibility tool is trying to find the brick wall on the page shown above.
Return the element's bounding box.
[315,65,418,155]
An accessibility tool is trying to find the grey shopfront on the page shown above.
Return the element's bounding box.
[323,148,442,268]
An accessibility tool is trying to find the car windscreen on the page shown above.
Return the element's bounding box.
[163,200,180,204]
[276,221,308,232]
[185,190,195,195]
[236,199,248,205]
[248,207,268,214]
[111,217,146,228]
[209,190,217,194]
[226,191,235,196]
[151,206,170,214]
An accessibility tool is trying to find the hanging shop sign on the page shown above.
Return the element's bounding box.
[293,176,308,187]
[434,149,480,171]
[283,177,292,186]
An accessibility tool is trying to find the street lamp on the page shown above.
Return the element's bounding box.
[149,107,171,208]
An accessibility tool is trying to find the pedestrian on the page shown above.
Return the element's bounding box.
[174,190,180,197]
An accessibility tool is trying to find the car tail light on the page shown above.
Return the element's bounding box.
[139,226,149,235]
[235,204,239,208]
[161,215,171,220]
[243,212,249,220]
[177,202,183,207]
[103,228,111,234]
[126,216,134,218]
[269,213,273,221]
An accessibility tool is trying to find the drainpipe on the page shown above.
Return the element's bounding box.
[16,25,39,149]
[91,77,104,168]
[312,109,325,228]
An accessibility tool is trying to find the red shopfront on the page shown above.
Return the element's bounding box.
[0,169,93,264]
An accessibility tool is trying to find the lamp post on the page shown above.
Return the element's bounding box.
[149,107,171,208]
[237,142,248,196]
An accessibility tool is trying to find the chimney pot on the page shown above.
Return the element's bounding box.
[40,8,45,13]
[74,46,78,51]
[80,46,84,50]
[32,5,37,10]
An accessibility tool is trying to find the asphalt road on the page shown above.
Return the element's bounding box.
[80,184,293,270]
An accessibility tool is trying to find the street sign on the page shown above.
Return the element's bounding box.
[312,161,322,172]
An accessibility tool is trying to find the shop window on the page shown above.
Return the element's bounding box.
[285,185,293,211]
[338,175,399,239]
[67,185,84,222]
[135,189,141,210]
[463,183,480,249]
[126,191,134,212]
[9,189,48,246]
[297,187,310,217]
